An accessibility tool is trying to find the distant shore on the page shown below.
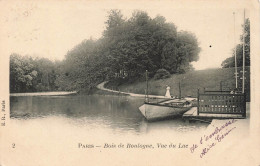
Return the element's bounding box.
[10,91,78,97]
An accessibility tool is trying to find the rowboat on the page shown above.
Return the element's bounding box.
[140,70,192,121]
[139,98,192,121]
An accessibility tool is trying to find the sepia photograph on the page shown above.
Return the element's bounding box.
[0,0,259,165]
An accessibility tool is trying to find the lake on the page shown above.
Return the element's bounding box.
[3,95,252,166]
[10,95,207,135]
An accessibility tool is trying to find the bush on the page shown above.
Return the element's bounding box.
[154,69,171,80]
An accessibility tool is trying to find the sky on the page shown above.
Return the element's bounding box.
[0,0,251,70]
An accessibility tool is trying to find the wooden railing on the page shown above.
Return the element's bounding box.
[204,90,231,94]
[197,89,246,117]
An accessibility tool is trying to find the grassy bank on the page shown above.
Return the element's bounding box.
[106,67,250,100]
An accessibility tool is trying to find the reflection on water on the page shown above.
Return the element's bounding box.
[10,95,208,135]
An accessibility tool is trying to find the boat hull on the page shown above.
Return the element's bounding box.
[139,103,191,121]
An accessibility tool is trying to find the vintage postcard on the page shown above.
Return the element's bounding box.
[0,0,260,165]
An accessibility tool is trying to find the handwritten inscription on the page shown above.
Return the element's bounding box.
[190,119,237,158]
[215,127,236,143]
[190,144,198,153]
[200,142,216,158]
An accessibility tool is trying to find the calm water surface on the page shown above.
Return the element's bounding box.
[10,95,208,135]
[6,95,251,166]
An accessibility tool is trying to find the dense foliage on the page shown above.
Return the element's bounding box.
[221,18,250,68]
[102,11,200,78]
[154,69,171,80]
[10,10,200,93]
[10,53,58,93]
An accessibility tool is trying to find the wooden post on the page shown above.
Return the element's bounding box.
[243,93,246,117]
[220,81,223,92]
[197,89,200,115]
[179,81,181,99]
[146,70,149,102]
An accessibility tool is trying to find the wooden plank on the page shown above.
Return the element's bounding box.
[192,113,243,118]
[197,89,200,115]
[200,93,244,96]
[183,107,197,116]
[195,111,244,114]
[204,90,231,93]
[182,107,245,120]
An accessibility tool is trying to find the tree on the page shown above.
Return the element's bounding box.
[10,54,37,92]
[222,18,250,68]
[54,10,201,92]
[102,10,199,79]
[55,39,108,91]
[10,10,201,93]
[32,57,57,91]
[10,53,59,92]
[154,69,171,80]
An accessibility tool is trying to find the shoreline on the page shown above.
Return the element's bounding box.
[97,81,197,100]
[10,91,78,97]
